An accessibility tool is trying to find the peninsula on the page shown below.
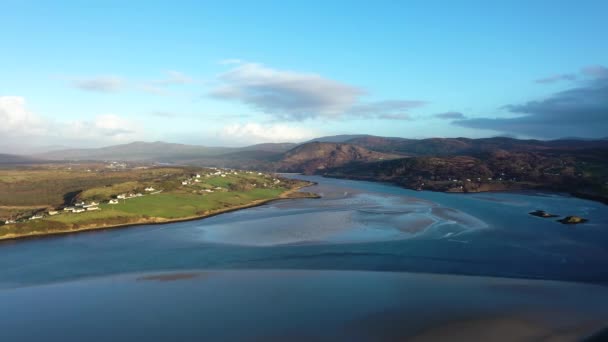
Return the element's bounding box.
[0,163,316,241]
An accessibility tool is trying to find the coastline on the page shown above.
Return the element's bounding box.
[0,182,318,243]
[321,174,608,205]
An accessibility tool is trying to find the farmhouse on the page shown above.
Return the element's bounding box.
[82,202,99,208]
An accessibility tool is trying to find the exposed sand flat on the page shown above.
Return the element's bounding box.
[431,206,488,229]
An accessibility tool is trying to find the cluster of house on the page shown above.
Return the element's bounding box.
[181,174,202,185]
[199,186,223,194]
[3,200,103,224]
[116,193,144,200]
[63,201,101,214]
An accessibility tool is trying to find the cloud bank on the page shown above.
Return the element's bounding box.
[67,71,194,95]
[534,74,577,84]
[211,61,425,121]
[220,123,316,144]
[434,111,465,119]
[0,96,142,152]
[70,76,125,93]
[455,67,608,138]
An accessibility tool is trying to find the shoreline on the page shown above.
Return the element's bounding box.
[320,174,608,205]
[0,182,318,243]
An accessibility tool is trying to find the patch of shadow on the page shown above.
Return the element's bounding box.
[136,272,210,282]
[63,190,82,206]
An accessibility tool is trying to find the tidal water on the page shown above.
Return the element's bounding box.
[2,175,608,340]
[1,175,608,287]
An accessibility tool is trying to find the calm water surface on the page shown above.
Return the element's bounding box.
[1,175,607,286]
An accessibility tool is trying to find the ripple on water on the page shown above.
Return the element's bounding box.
[194,191,487,246]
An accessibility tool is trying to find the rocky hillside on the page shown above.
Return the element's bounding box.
[323,149,608,202]
[344,136,608,156]
[277,142,400,174]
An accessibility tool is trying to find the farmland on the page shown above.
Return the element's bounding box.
[0,164,314,240]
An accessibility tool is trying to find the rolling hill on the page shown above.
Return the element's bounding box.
[277,142,401,174]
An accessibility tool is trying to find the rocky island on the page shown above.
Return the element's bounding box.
[557,216,589,225]
[529,210,559,218]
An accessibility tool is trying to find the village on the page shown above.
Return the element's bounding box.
[2,167,285,225]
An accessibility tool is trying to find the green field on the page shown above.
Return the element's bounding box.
[0,165,309,239]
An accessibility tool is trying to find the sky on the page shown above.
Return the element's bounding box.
[1,0,607,153]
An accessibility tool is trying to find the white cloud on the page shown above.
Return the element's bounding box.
[220,123,316,144]
[0,96,142,152]
[64,114,139,139]
[70,76,125,93]
[211,61,426,121]
[139,70,196,95]
[0,96,48,135]
[66,71,195,95]
[211,62,365,120]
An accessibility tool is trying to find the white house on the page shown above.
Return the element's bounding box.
[108,199,119,204]
[48,211,59,216]
[86,207,100,211]
[195,174,201,178]
[75,201,85,207]
[182,181,189,185]
[145,187,155,192]
[29,215,43,220]
[73,209,85,213]
[117,194,127,199]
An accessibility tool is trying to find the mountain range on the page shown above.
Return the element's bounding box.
[2,135,607,202]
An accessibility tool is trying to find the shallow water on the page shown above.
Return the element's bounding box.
[2,270,608,341]
[1,175,607,286]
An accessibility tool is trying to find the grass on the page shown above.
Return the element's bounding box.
[0,166,189,206]
[0,164,310,239]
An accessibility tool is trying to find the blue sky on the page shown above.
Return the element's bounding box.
[1,0,607,152]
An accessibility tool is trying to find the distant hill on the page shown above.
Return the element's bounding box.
[33,141,297,163]
[343,136,608,156]
[277,142,400,174]
[34,141,232,162]
[0,154,43,165]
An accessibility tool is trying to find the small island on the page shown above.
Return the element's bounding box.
[0,164,316,241]
[529,210,559,218]
[557,216,589,225]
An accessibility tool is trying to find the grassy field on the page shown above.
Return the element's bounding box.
[0,165,191,207]
[0,164,312,239]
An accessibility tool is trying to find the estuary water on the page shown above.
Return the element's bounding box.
[1,175,607,286]
[2,175,608,341]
